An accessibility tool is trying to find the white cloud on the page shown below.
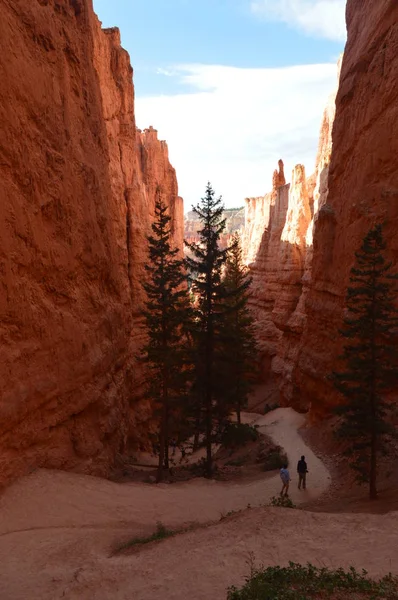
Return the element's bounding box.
[251,0,346,42]
[135,63,338,210]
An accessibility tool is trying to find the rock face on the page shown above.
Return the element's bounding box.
[292,0,398,415]
[0,0,183,484]
[243,0,398,414]
[243,161,312,383]
[242,73,338,397]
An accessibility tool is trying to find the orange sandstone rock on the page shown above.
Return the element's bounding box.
[242,65,339,403]
[0,0,183,484]
[292,0,398,414]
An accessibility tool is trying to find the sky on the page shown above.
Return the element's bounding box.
[93,0,346,209]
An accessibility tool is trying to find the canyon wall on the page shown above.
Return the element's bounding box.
[243,161,313,387]
[244,0,398,414]
[292,0,398,415]
[0,0,183,484]
[243,77,337,401]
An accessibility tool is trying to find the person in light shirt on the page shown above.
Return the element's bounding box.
[279,464,291,497]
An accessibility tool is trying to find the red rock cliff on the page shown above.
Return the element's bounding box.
[242,70,339,401]
[292,0,398,414]
[243,161,312,384]
[0,0,183,484]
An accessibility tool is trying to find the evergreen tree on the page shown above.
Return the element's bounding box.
[222,233,258,424]
[185,183,229,477]
[332,224,398,500]
[141,192,192,483]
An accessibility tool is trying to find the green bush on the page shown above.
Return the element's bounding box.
[117,521,174,551]
[226,457,245,467]
[269,495,296,509]
[263,449,288,471]
[227,562,398,599]
[190,457,219,477]
[221,423,260,448]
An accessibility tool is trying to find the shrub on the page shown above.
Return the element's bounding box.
[117,521,174,552]
[269,495,296,509]
[263,449,288,471]
[226,457,245,467]
[227,562,398,599]
[190,457,219,477]
[221,423,260,448]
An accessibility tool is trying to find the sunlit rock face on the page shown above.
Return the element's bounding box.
[292,0,398,415]
[0,0,183,485]
[242,162,312,394]
[244,0,398,415]
[242,64,339,406]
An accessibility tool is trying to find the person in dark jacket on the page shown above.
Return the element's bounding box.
[297,455,308,490]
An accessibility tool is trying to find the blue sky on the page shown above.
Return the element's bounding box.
[93,0,346,208]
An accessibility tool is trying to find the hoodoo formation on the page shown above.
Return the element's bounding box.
[241,81,337,405]
[294,0,398,415]
[242,0,398,413]
[0,0,183,485]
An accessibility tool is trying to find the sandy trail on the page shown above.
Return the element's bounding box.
[1,408,389,600]
[0,409,328,535]
[135,408,330,503]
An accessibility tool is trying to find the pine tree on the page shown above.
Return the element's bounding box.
[332,224,398,500]
[142,191,192,483]
[222,233,258,424]
[185,183,229,477]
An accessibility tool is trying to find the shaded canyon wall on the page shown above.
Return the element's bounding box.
[0,0,183,484]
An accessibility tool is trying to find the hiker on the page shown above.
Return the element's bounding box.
[280,464,290,497]
[297,455,308,490]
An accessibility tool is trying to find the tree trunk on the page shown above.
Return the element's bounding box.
[236,402,241,425]
[369,426,378,500]
[369,271,377,501]
[164,436,169,469]
[157,410,166,483]
[193,411,201,452]
[157,371,169,483]
[205,394,212,478]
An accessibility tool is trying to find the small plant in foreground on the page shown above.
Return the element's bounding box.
[227,562,398,599]
[269,495,296,509]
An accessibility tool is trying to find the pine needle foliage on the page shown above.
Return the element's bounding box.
[185,182,229,477]
[332,224,398,499]
[141,191,192,482]
[221,233,258,424]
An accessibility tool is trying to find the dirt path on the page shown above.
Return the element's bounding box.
[244,408,330,501]
[0,409,336,599]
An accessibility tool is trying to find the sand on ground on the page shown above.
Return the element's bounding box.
[1,409,396,600]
